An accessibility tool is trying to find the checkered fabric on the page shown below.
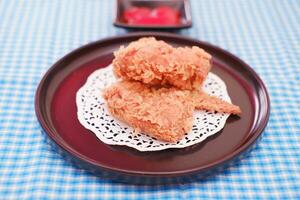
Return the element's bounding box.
[0,0,299,199]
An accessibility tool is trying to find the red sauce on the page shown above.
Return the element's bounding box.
[124,6,180,25]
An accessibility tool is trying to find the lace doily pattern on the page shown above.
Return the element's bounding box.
[76,65,231,151]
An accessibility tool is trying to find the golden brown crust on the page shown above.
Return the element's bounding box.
[103,81,241,142]
[103,37,241,143]
[103,81,194,142]
[191,90,242,116]
[113,37,212,90]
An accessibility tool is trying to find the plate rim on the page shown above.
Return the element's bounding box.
[35,32,270,177]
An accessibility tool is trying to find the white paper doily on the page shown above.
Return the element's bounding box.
[76,65,231,151]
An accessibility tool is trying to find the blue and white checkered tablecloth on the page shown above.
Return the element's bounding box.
[0,0,299,199]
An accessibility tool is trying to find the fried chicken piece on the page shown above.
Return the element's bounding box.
[103,81,194,142]
[113,37,212,90]
[103,81,241,143]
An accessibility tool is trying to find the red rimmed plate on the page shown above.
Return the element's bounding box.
[35,32,270,184]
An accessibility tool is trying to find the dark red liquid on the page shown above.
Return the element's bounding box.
[124,6,180,25]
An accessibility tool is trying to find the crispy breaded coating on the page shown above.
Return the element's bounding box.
[191,90,242,116]
[103,81,241,142]
[104,38,241,143]
[113,37,212,90]
[103,81,194,142]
